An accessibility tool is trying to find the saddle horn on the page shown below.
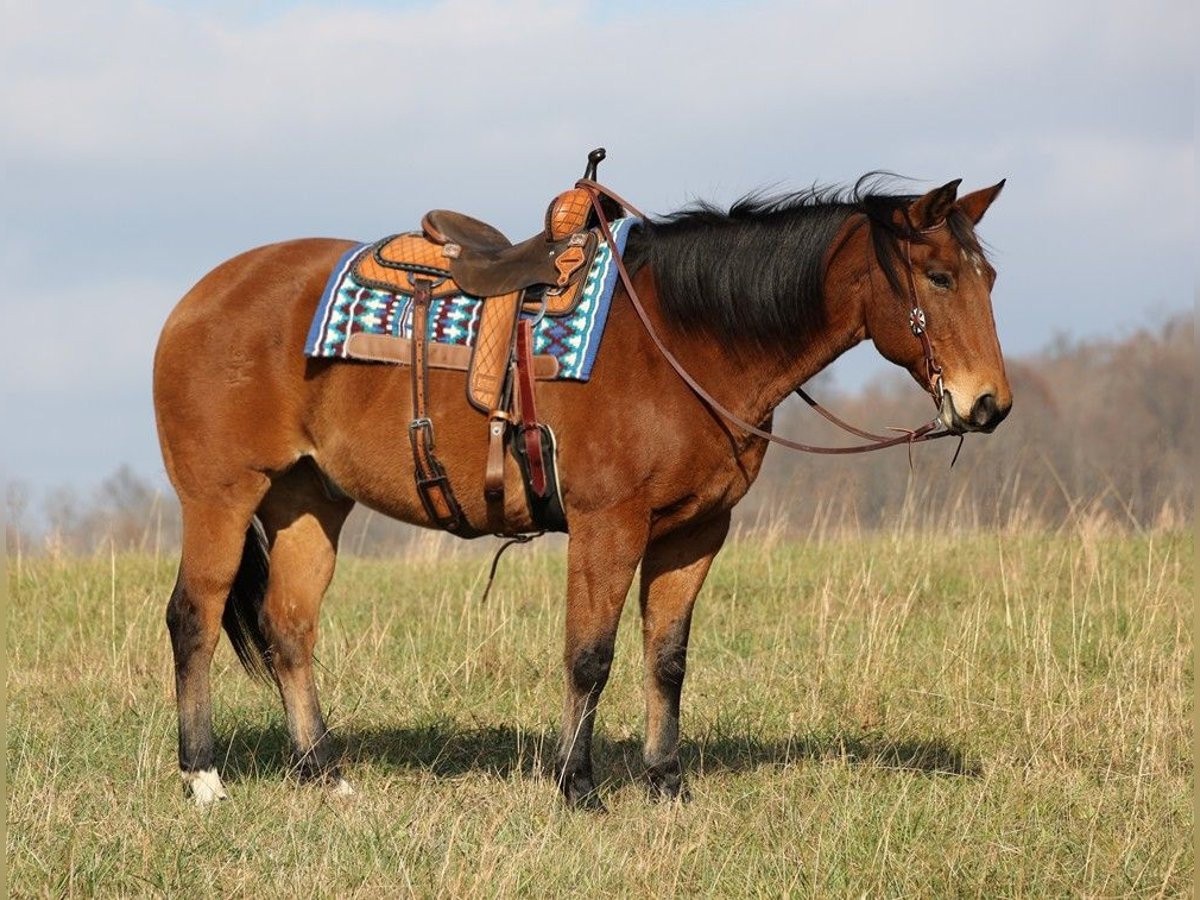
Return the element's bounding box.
[580,148,624,222]
[583,148,606,180]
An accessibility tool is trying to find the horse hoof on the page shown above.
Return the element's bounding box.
[328,777,356,797]
[567,788,608,814]
[182,769,229,806]
[647,768,691,804]
[648,781,691,804]
[557,769,607,813]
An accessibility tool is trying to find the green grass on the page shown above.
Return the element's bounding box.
[6,526,1193,897]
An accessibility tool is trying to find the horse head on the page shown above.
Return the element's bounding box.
[860,180,1012,434]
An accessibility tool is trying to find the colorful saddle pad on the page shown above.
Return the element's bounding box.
[305,217,641,382]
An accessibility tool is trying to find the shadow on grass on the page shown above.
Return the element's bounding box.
[219,719,981,787]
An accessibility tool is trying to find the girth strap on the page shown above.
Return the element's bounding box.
[408,278,465,532]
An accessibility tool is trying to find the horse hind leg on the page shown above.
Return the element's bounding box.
[255,462,354,791]
[167,474,270,805]
[638,512,730,801]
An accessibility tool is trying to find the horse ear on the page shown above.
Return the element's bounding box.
[956,179,1006,225]
[909,179,962,229]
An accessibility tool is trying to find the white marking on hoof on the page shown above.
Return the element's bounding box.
[329,777,356,797]
[183,768,229,806]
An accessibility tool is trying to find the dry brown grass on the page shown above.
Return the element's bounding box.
[5,523,1192,897]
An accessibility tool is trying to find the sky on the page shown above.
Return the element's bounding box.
[1,0,1194,496]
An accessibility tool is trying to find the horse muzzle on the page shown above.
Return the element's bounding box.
[940,390,1011,434]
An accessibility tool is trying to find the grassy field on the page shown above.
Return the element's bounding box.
[6,524,1193,897]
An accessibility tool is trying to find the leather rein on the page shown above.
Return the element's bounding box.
[579,179,960,457]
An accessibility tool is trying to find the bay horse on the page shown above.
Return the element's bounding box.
[153,174,1010,808]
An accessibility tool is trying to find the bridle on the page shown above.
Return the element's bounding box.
[579,180,960,457]
[901,238,946,406]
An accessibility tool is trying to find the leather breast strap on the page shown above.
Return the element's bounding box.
[408,278,465,531]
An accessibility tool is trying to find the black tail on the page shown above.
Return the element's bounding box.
[221,522,274,683]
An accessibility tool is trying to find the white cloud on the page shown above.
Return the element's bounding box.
[2,0,1190,169]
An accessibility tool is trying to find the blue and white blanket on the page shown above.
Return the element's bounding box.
[304,217,640,381]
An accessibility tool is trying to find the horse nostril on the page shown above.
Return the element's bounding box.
[970,393,1009,430]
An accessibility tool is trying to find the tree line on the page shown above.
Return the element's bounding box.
[745,311,1194,534]
[6,313,1192,557]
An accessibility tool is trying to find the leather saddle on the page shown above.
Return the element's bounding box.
[346,148,626,536]
[351,151,619,413]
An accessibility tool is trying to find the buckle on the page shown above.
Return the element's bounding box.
[930,367,945,402]
[524,293,548,327]
[409,417,436,446]
[415,472,451,490]
[407,273,447,290]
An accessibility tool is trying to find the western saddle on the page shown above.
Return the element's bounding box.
[348,148,626,535]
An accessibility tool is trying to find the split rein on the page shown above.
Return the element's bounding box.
[578,179,964,461]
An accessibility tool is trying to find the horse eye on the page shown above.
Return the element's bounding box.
[927,271,954,290]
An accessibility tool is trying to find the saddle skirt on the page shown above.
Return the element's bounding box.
[305,216,641,411]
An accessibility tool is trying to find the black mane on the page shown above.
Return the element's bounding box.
[622,175,984,348]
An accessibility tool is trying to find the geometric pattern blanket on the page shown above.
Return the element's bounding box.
[304,216,641,382]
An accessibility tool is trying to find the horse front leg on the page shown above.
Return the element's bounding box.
[555,509,649,811]
[638,512,730,801]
